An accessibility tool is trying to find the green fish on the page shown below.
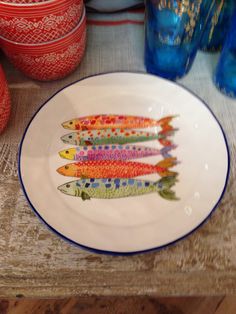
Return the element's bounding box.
[60,128,176,147]
[57,176,179,201]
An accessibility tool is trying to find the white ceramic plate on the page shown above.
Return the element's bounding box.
[19,72,229,254]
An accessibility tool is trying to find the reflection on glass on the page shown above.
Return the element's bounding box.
[145,0,216,80]
[200,0,235,52]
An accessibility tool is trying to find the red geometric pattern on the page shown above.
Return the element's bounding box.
[3,30,86,81]
[2,0,48,3]
[0,66,11,134]
[0,0,83,43]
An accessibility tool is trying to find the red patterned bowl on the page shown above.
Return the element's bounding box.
[0,8,86,81]
[0,65,11,134]
[1,0,48,2]
[0,0,83,43]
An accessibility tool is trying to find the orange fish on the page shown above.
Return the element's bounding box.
[57,158,178,178]
[62,114,176,131]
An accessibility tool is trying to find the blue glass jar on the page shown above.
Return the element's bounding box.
[200,0,235,52]
[145,0,216,80]
[214,9,236,97]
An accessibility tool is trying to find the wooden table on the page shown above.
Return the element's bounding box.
[0,17,236,298]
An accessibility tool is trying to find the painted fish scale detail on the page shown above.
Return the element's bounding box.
[61,128,175,147]
[59,145,176,161]
[62,114,176,131]
[87,148,136,161]
[78,179,156,199]
[58,114,179,201]
[57,158,177,178]
[58,177,179,200]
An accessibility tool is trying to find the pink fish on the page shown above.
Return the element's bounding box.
[59,144,176,161]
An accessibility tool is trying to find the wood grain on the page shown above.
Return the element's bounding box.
[1,296,236,314]
[0,17,236,298]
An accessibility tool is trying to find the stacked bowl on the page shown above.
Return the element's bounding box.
[0,0,86,81]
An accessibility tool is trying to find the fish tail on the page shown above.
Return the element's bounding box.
[160,144,177,158]
[156,157,178,169]
[159,128,178,137]
[158,170,178,177]
[156,158,178,177]
[158,138,173,147]
[155,176,179,200]
[157,115,178,132]
[158,128,178,147]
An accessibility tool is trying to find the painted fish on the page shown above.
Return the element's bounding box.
[57,176,179,201]
[57,158,178,178]
[60,128,176,147]
[62,114,176,131]
[58,144,177,161]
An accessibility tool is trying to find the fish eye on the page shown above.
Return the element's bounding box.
[65,165,69,170]
[69,121,73,125]
[66,150,69,154]
[69,135,72,139]
[66,184,70,188]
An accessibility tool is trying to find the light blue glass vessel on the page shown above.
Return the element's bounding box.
[214,9,236,98]
[145,0,216,80]
[200,0,235,52]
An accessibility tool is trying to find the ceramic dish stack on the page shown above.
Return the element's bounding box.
[0,64,10,133]
[0,0,86,81]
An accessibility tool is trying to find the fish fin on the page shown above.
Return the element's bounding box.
[157,115,178,131]
[156,157,178,169]
[156,176,179,201]
[160,145,177,159]
[159,189,179,200]
[158,170,178,178]
[81,191,91,201]
[159,128,179,137]
[85,140,92,146]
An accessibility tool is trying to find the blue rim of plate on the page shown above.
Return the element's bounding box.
[18,71,230,256]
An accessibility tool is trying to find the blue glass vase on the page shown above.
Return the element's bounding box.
[145,0,216,80]
[214,9,236,97]
[200,0,235,52]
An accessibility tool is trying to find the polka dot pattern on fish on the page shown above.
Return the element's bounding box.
[62,114,176,132]
[61,127,176,147]
[58,114,179,201]
[58,144,177,161]
[57,159,178,179]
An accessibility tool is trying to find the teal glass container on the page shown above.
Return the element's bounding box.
[200,0,235,52]
[214,9,236,97]
[145,0,216,80]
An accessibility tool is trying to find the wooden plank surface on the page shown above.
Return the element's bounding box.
[0,19,236,298]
